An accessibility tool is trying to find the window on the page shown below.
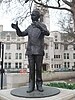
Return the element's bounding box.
[1,34,5,39]
[55,39,57,41]
[4,63,7,69]
[8,53,11,59]
[74,62,75,66]
[57,65,59,68]
[16,43,21,50]
[15,62,22,69]
[51,64,53,68]
[17,38,20,41]
[64,44,68,50]
[25,43,27,49]
[15,53,18,59]
[64,62,70,68]
[64,62,67,68]
[64,53,69,59]
[4,62,11,69]
[64,53,66,59]
[73,45,75,50]
[15,63,18,68]
[5,53,11,59]
[67,53,69,59]
[59,55,60,58]
[6,43,10,50]
[54,64,61,68]
[55,44,58,49]
[59,64,61,68]
[25,54,27,59]
[8,63,11,69]
[67,62,70,68]
[5,53,7,59]
[19,63,22,68]
[7,35,10,41]
[19,53,22,59]
[54,64,56,68]
[15,53,22,59]
[73,53,75,59]
[54,55,60,58]
[55,35,57,41]
[44,44,48,50]
[51,58,53,61]
[46,53,48,58]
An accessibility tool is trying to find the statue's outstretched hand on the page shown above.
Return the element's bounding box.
[11,21,18,30]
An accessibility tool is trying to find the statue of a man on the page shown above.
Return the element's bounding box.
[11,9,50,93]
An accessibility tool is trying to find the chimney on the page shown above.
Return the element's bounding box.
[0,25,3,32]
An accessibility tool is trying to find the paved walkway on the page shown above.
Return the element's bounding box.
[0,87,75,100]
[70,97,75,100]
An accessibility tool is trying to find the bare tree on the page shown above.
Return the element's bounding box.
[32,0,75,42]
[0,0,34,24]
[31,0,75,31]
[58,14,75,43]
[58,12,73,32]
[1,0,75,32]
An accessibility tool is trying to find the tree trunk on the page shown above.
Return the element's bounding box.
[71,0,75,32]
[73,13,75,32]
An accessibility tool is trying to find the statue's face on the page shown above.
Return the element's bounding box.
[31,11,40,21]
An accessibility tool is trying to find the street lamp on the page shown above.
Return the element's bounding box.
[0,42,4,89]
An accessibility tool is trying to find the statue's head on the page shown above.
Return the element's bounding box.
[31,9,40,21]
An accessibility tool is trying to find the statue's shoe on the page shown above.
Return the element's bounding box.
[37,86,44,92]
[27,88,34,93]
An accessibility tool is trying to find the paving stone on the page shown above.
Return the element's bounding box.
[0,87,75,100]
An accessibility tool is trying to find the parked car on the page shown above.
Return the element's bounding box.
[54,67,70,72]
[72,66,75,71]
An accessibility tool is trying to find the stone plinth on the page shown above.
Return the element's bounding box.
[0,88,75,100]
[7,73,29,89]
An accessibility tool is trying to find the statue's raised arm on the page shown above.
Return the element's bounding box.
[11,21,28,37]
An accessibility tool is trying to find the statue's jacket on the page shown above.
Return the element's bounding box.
[16,22,50,56]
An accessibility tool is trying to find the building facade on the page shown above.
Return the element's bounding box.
[50,31,75,71]
[1,6,75,72]
[0,25,51,72]
[0,28,75,72]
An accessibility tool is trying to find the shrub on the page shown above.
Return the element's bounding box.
[45,82,75,90]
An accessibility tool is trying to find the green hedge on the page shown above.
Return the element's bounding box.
[45,82,75,90]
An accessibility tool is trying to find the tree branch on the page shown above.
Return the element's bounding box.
[62,0,72,7]
[33,0,73,13]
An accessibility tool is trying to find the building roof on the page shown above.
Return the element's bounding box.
[0,31,17,39]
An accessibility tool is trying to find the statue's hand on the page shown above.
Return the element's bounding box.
[33,21,41,29]
[34,21,47,33]
[11,21,18,30]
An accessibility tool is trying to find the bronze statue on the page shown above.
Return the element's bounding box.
[11,9,50,93]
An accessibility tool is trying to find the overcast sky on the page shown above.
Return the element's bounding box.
[0,1,67,32]
[0,10,61,32]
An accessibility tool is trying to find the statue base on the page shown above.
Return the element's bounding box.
[10,86,60,98]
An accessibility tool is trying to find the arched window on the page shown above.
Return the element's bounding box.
[7,35,10,41]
